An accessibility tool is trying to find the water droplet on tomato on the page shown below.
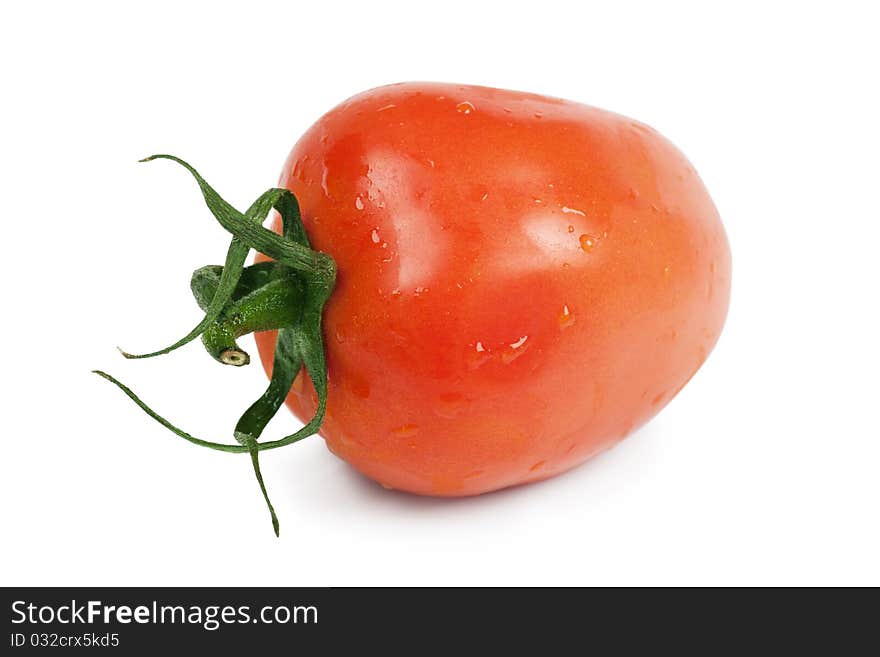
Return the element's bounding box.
[567,225,575,233]
[467,341,492,370]
[338,433,357,449]
[349,375,371,399]
[562,206,586,217]
[558,304,576,329]
[391,424,420,438]
[534,111,544,119]
[501,336,529,364]
[456,101,475,114]
[509,335,528,349]
[529,460,547,472]
[371,228,381,244]
[435,393,468,419]
[470,184,489,202]
[355,196,364,210]
[320,165,330,198]
[579,234,596,252]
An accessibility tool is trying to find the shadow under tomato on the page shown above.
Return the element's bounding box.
[284,420,663,517]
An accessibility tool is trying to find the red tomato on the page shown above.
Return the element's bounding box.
[255,82,731,496]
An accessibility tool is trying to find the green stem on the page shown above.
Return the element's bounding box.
[195,267,305,365]
[234,328,302,441]
[120,236,250,360]
[92,370,248,453]
[95,154,338,537]
[249,447,279,537]
[140,155,333,278]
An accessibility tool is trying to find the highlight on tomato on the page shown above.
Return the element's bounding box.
[95,82,731,535]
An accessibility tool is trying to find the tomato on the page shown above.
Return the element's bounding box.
[254,82,731,496]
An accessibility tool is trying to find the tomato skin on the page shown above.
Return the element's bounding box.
[255,82,731,496]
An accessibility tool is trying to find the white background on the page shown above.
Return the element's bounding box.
[2,1,878,586]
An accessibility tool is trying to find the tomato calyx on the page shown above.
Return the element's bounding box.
[94,155,337,537]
